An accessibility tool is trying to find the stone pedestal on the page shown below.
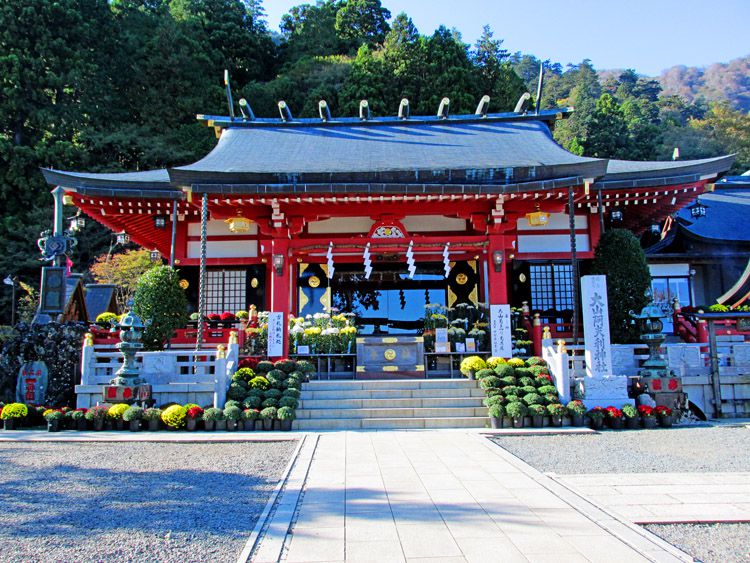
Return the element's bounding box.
[582,375,632,408]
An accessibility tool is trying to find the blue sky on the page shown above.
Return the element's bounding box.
[262,0,749,76]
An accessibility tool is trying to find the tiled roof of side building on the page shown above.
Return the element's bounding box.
[677,188,750,243]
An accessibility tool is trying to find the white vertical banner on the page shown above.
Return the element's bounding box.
[581,275,613,378]
[267,312,284,357]
[490,304,512,358]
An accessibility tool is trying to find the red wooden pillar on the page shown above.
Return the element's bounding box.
[269,237,291,358]
[487,234,509,305]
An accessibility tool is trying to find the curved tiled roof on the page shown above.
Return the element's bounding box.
[677,188,750,243]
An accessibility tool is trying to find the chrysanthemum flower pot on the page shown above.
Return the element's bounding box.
[94,419,105,431]
[589,418,604,430]
[279,419,293,431]
[608,417,623,430]
[262,418,273,431]
[47,420,60,432]
[642,416,657,429]
[531,415,544,428]
[625,416,639,429]
[3,419,17,431]
[490,416,502,429]
[148,419,160,431]
[215,420,227,431]
[186,419,197,431]
[570,414,584,427]
[128,420,141,432]
[549,415,563,427]
[203,420,215,431]
[512,417,524,428]
[226,420,238,431]
[659,415,673,428]
[77,419,88,431]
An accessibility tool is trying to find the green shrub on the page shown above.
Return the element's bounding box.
[264,389,282,400]
[259,407,277,420]
[123,406,144,422]
[0,403,27,419]
[484,387,502,397]
[500,375,517,386]
[224,405,242,421]
[143,408,162,421]
[85,406,109,421]
[242,396,262,409]
[523,393,543,406]
[504,395,520,403]
[247,388,265,398]
[528,365,549,376]
[537,385,558,396]
[262,398,279,409]
[282,388,301,399]
[590,229,651,343]
[528,404,546,416]
[479,376,502,390]
[274,359,296,374]
[227,383,247,401]
[525,356,546,367]
[518,376,535,387]
[534,375,553,387]
[203,407,224,421]
[279,397,299,409]
[96,312,118,324]
[71,410,85,421]
[488,404,505,418]
[495,365,515,378]
[295,360,315,373]
[254,361,274,374]
[243,408,259,420]
[621,404,637,418]
[514,367,533,379]
[502,385,520,397]
[224,400,240,410]
[266,373,284,389]
[277,406,295,420]
[476,369,495,379]
[483,395,506,408]
[132,266,188,350]
[506,402,528,419]
[566,400,587,415]
[161,405,187,428]
[249,376,269,390]
[547,403,567,416]
[285,379,301,390]
[520,385,537,395]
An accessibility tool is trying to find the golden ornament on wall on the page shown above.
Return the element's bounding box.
[455,273,468,285]
[179,279,189,289]
[519,273,527,283]
[383,349,397,361]
[308,275,321,288]
[251,277,259,288]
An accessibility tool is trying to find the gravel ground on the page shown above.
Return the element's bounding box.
[0,440,297,563]
[644,523,750,563]
[489,426,750,474]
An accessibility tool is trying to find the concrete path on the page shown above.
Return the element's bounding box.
[554,472,750,524]
[256,431,691,563]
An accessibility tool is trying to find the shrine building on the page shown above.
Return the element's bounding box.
[42,101,733,361]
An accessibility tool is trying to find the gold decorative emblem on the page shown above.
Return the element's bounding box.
[456,273,468,285]
[179,279,189,289]
[308,275,320,288]
[251,277,259,288]
[384,349,397,361]
[519,273,527,283]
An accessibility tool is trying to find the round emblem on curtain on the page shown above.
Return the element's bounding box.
[251,277,259,288]
[519,273,527,283]
[179,279,189,289]
[308,275,321,288]
[455,273,468,285]
[383,349,397,361]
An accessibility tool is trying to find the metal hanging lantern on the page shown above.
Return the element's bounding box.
[116,231,129,245]
[525,205,550,227]
[688,200,708,219]
[225,211,252,233]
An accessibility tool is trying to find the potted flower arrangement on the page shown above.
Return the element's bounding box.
[655,405,673,427]
[161,404,187,430]
[0,403,28,430]
[528,404,546,428]
[566,400,586,427]
[143,408,162,431]
[277,406,295,431]
[243,408,259,431]
[44,409,64,432]
[122,406,144,432]
[587,406,606,430]
[605,406,624,430]
[259,407,277,431]
[224,405,242,431]
[459,356,487,380]
[506,401,528,428]
[547,403,566,427]
[202,407,223,431]
[72,409,88,430]
[185,406,204,431]
[488,404,505,429]
[638,405,657,429]
[107,403,129,430]
[85,405,109,431]
[621,404,639,429]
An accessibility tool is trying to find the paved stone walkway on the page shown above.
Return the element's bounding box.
[554,472,750,524]
[263,431,690,563]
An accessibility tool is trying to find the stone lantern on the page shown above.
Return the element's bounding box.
[103,309,152,404]
[629,294,685,411]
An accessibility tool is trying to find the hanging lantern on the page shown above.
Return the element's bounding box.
[116,232,129,245]
[525,205,550,227]
[225,211,252,233]
[149,249,161,262]
[688,200,708,219]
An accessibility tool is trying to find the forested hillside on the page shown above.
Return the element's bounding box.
[0,0,748,323]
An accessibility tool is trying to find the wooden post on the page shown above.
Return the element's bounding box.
[270,238,291,358]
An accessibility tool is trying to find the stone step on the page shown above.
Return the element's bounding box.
[301,388,485,400]
[303,379,475,391]
[296,406,487,419]
[299,397,484,410]
[293,416,488,430]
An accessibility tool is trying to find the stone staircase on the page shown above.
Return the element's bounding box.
[292,379,488,430]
